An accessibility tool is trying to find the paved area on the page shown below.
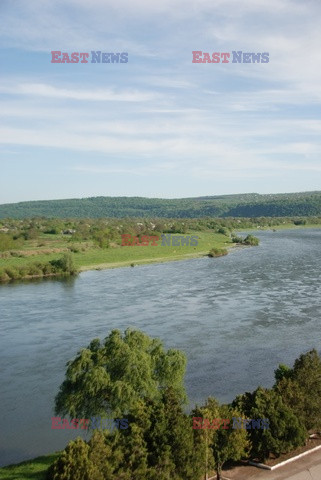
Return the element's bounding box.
[220,448,321,479]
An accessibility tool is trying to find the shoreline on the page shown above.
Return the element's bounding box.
[79,249,229,273]
[2,224,321,282]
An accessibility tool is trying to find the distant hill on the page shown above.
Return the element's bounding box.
[1,191,321,218]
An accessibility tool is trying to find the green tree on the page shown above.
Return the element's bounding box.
[55,329,187,419]
[211,405,249,480]
[192,398,248,480]
[275,349,321,430]
[232,387,306,460]
[50,253,77,275]
[243,234,259,246]
[46,436,101,480]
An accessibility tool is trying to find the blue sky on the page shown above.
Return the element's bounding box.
[0,0,321,204]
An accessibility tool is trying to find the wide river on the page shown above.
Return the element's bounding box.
[1,228,321,466]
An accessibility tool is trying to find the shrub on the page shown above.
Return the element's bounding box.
[50,253,77,275]
[46,433,113,480]
[208,248,228,258]
[26,263,43,276]
[243,234,259,246]
[231,235,243,243]
[4,266,21,280]
[0,270,10,282]
[217,227,230,236]
[42,263,53,275]
[17,266,31,277]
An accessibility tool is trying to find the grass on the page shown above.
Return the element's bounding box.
[237,222,321,232]
[0,453,59,480]
[0,231,232,275]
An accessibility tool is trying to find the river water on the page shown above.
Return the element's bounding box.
[1,228,321,466]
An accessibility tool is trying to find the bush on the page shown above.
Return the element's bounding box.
[0,269,10,282]
[27,263,43,276]
[208,248,228,258]
[50,253,77,275]
[4,266,21,280]
[243,234,259,246]
[42,263,53,275]
[217,227,230,236]
[46,433,113,480]
[17,266,31,277]
[231,235,243,243]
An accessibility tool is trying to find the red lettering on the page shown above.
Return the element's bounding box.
[149,236,159,246]
[192,51,202,63]
[121,234,132,246]
[221,418,230,429]
[51,417,63,429]
[202,418,212,429]
[211,418,222,429]
[62,418,71,429]
[71,52,79,63]
[51,51,61,63]
[221,53,230,63]
[79,53,89,63]
[61,52,71,63]
[212,52,220,63]
[79,419,89,430]
[192,417,203,429]
[70,418,79,429]
[140,235,150,246]
[132,236,141,246]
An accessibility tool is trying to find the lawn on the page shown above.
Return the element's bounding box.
[0,454,59,480]
[0,231,232,273]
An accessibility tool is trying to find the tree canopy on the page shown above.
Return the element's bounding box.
[55,328,187,419]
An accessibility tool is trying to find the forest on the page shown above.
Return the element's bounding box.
[1,191,321,218]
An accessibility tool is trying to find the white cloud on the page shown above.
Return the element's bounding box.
[0,82,158,102]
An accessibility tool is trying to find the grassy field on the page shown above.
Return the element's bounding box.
[0,231,232,274]
[0,454,59,480]
[238,222,321,232]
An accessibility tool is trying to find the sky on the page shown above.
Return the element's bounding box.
[0,0,321,204]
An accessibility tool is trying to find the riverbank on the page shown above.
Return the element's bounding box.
[0,230,233,282]
[0,453,59,480]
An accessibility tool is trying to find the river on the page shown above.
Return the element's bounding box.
[1,228,321,466]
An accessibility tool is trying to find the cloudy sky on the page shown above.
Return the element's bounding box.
[0,0,321,203]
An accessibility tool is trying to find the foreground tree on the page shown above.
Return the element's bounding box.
[233,386,306,460]
[275,349,321,430]
[55,329,187,419]
[192,398,248,480]
[46,432,114,480]
[211,405,249,480]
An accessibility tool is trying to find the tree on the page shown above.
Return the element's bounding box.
[232,387,306,460]
[46,435,107,480]
[55,329,187,419]
[243,234,259,246]
[50,253,77,275]
[192,398,248,480]
[211,405,249,480]
[275,349,321,430]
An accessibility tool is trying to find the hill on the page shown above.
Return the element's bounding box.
[1,191,321,218]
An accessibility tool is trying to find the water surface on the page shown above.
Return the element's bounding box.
[1,228,321,466]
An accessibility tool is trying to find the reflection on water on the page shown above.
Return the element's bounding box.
[1,228,321,466]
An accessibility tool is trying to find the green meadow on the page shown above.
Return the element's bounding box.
[0,454,59,480]
[0,231,232,275]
